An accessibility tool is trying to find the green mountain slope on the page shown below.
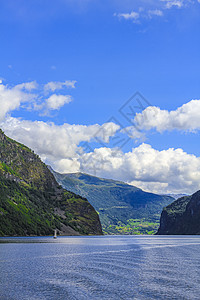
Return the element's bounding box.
[51,170,174,235]
[0,129,102,236]
[157,191,200,235]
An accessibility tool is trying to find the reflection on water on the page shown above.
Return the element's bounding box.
[0,236,200,299]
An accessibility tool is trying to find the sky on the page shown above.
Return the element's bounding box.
[0,0,200,194]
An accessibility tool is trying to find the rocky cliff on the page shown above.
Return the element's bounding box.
[0,129,102,236]
[157,191,200,235]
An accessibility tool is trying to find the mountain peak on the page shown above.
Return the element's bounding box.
[0,131,102,236]
[51,168,174,235]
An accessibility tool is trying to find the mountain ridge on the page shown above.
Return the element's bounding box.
[0,129,102,236]
[51,169,174,235]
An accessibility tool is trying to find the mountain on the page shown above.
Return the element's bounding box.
[50,170,174,235]
[157,191,200,235]
[0,129,102,236]
[160,194,188,200]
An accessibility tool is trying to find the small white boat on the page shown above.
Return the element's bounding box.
[54,229,57,239]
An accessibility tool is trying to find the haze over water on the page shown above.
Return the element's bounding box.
[0,236,200,300]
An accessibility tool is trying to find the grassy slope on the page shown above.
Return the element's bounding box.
[52,171,174,235]
[0,130,102,236]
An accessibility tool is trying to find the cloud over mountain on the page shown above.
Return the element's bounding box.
[1,117,120,173]
[1,79,200,195]
[1,116,200,194]
[80,144,200,194]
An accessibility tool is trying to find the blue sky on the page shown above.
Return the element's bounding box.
[0,0,200,194]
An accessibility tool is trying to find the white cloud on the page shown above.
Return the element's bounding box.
[0,80,36,121]
[44,80,76,92]
[148,9,163,17]
[121,126,146,142]
[0,80,77,120]
[161,0,184,9]
[161,0,197,9]
[15,81,38,91]
[114,11,139,21]
[80,144,200,194]
[1,78,200,195]
[1,117,120,172]
[114,0,197,23]
[1,115,200,194]
[133,99,200,133]
[45,94,72,110]
[114,8,164,23]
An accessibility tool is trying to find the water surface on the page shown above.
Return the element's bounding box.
[0,235,200,299]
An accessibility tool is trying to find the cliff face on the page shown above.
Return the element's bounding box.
[0,129,102,236]
[157,191,200,235]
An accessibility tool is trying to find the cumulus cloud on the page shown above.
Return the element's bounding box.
[121,126,146,142]
[1,115,200,194]
[133,99,200,133]
[1,78,200,195]
[80,144,200,194]
[0,80,36,121]
[1,117,120,172]
[34,94,73,115]
[44,80,76,92]
[45,94,72,110]
[0,80,76,120]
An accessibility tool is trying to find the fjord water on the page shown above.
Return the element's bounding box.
[0,236,200,300]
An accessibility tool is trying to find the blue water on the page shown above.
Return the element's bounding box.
[0,236,200,300]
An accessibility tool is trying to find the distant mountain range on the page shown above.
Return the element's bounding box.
[157,191,200,235]
[0,129,102,236]
[160,194,189,200]
[50,170,174,234]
